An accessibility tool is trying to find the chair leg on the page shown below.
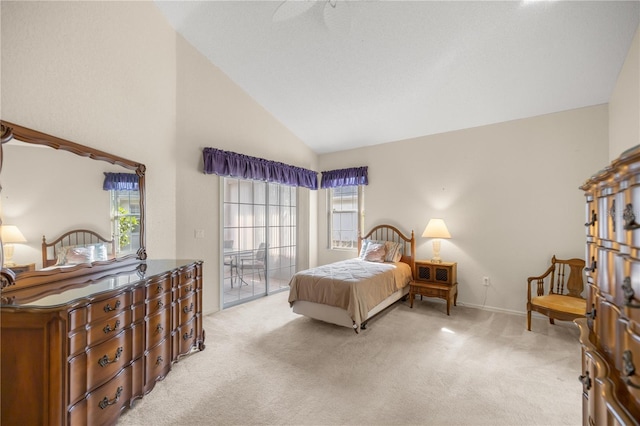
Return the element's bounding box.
[549,318,555,325]
[527,310,531,331]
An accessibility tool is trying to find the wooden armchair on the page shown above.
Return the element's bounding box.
[526,255,586,331]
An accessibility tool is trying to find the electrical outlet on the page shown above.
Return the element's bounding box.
[483,276,490,286]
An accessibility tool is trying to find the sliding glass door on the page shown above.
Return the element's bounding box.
[222,177,297,308]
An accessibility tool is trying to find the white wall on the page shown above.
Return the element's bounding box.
[318,105,609,314]
[609,25,640,160]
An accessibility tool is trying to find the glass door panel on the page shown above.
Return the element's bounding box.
[222,178,297,308]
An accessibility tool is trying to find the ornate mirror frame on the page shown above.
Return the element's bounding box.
[0,120,147,290]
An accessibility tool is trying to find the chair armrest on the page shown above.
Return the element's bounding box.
[527,265,555,300]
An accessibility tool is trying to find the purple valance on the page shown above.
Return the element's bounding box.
[320,166,368,188]
[203,148,318,190]
[103,173,139,191]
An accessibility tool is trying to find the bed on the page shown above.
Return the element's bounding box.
[42,229,116,268]
[288,224,415,333]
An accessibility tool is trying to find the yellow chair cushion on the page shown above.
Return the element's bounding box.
[532,294,586,316]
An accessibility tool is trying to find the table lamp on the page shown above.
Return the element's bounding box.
[422,218,451,263]
[2,225,27,267]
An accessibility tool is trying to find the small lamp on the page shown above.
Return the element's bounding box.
[422,218,451,263]
[2,225,27,267]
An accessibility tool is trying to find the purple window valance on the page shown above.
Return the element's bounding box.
[203,148,318,190]
[103,173,139,191]
[320,166,368,188]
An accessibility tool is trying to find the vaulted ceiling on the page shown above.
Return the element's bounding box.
[154,0,639,154]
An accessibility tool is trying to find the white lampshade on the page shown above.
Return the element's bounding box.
[2,225,27,267]
[422,219,451,263]
[2,225,27,243]
[422,219,451,239]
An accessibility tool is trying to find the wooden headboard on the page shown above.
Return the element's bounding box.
[358,224,416,274]
[42,229,115,268]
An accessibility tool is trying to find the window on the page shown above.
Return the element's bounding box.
[328,185,363,249]
[110,190,140,254]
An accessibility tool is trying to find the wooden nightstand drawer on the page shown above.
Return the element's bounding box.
[412,285,443,298]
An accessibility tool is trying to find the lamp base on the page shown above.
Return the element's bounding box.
[431,239,443,264]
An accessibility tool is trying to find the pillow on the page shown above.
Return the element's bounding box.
[392,245,403,262]
[65,246,95,265]
[358,239,371,259]
[382,241,403,263]
[363,242,386,263]
[55,246,69,266]
[93,243,109,261]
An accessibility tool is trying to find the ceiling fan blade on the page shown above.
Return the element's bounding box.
[323,0,350,33]
[273,0,318,22]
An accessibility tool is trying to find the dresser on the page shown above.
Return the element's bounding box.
[578,146,640,425]
[0,259,205,425]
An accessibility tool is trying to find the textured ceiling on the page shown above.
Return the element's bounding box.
[154,0,639,154]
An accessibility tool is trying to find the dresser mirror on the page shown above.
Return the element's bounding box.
[0,120,146,286]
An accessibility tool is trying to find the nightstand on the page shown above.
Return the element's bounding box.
[409,260,458,315]
[5,263,35,275]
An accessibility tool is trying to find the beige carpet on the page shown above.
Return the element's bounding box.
[118,292,582,426]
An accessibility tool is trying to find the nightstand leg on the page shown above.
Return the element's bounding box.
[409,292,414,308]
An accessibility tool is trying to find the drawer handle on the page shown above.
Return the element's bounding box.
[183,303,194,314]
[98,347,123,367]
[186,271,193,279]
[103,320,120,334]
[156,356,164,366]
[103,300,121,312]
[157,300,164,309]
[155,324,164,334]
[578,371,591,391]
[156,284,163,294]
[185,284,193,293]
[585,210,597,227]
[98,386,123,409]
[623,203,640,230]
[622,350,640,389]
[183,328,193,341]
[610,200,616,232]
[584,257,597,273]
[622,277,640,309]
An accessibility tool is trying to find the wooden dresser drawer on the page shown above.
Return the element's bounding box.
[145,276,171,300]
[146,307,170,349]
[69,366,132,426]
[179,265,196,286]
[620,320,640,408]
[87,310,131,347]
[176,317,197,358]
[86,293,129,324]
[145,339,171,391]
[147,291,171,316]
[596,300,622,361]
[178,293,196,325]
[69,328,132,405]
